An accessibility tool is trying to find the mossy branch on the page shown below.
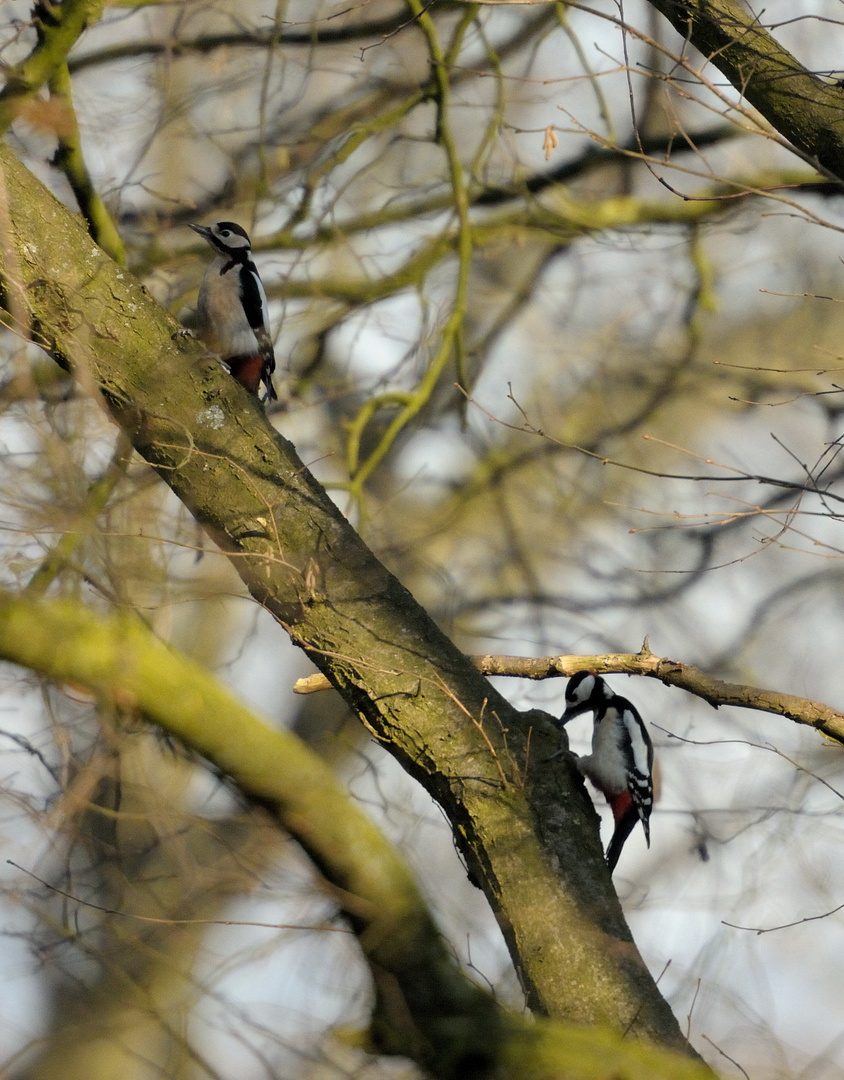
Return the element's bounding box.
[47,63,126,264]
[0,0,105,135]
[0,589,500,1077]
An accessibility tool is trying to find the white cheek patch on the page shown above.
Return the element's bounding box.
[575,674,596,703]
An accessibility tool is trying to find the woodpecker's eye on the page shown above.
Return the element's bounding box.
[220,230,231,237]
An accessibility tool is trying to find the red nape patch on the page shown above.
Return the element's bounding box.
[608,790,632,823]
[227,354,264,394]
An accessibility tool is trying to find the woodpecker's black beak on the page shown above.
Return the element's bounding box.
[559,701,590,725]
[189,223,214,240]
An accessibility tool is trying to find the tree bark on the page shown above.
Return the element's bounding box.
[0,591,717,1080]
[0,142,697,1057]
[646,0,844,181]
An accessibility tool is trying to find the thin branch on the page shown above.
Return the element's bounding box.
[46,62,125,262]
[295,646,844,744]
[8,860,353,933]
[723,901,844,935]
[67,16,420,74]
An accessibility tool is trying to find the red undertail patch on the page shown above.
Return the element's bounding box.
[608,790,632,824]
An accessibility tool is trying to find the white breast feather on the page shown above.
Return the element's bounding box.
[196,258,259,358]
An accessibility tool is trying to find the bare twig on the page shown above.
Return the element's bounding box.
[295,644,844,744]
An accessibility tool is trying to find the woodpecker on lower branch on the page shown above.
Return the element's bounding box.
[189,221,277,402]
[559,671,654,872]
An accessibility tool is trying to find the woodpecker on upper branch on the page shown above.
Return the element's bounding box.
[189,221,277,402]
[559,671,654,872]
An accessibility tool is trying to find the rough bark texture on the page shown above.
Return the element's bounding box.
[0,142,698,1058]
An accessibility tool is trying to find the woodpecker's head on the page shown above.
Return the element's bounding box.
[190,221,252,258]
[560,671,610,724]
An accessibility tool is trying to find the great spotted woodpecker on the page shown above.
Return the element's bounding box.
[559,671,654,872]
[189,221,277,402]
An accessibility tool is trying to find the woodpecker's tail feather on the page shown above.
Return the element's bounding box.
[261,369,278,403]
[606,807,640,872]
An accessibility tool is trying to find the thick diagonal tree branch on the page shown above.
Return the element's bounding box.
[0,143,700,1057]
[0,590,501,1077]
[0,590,717,1080]
[644,0,844,180]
